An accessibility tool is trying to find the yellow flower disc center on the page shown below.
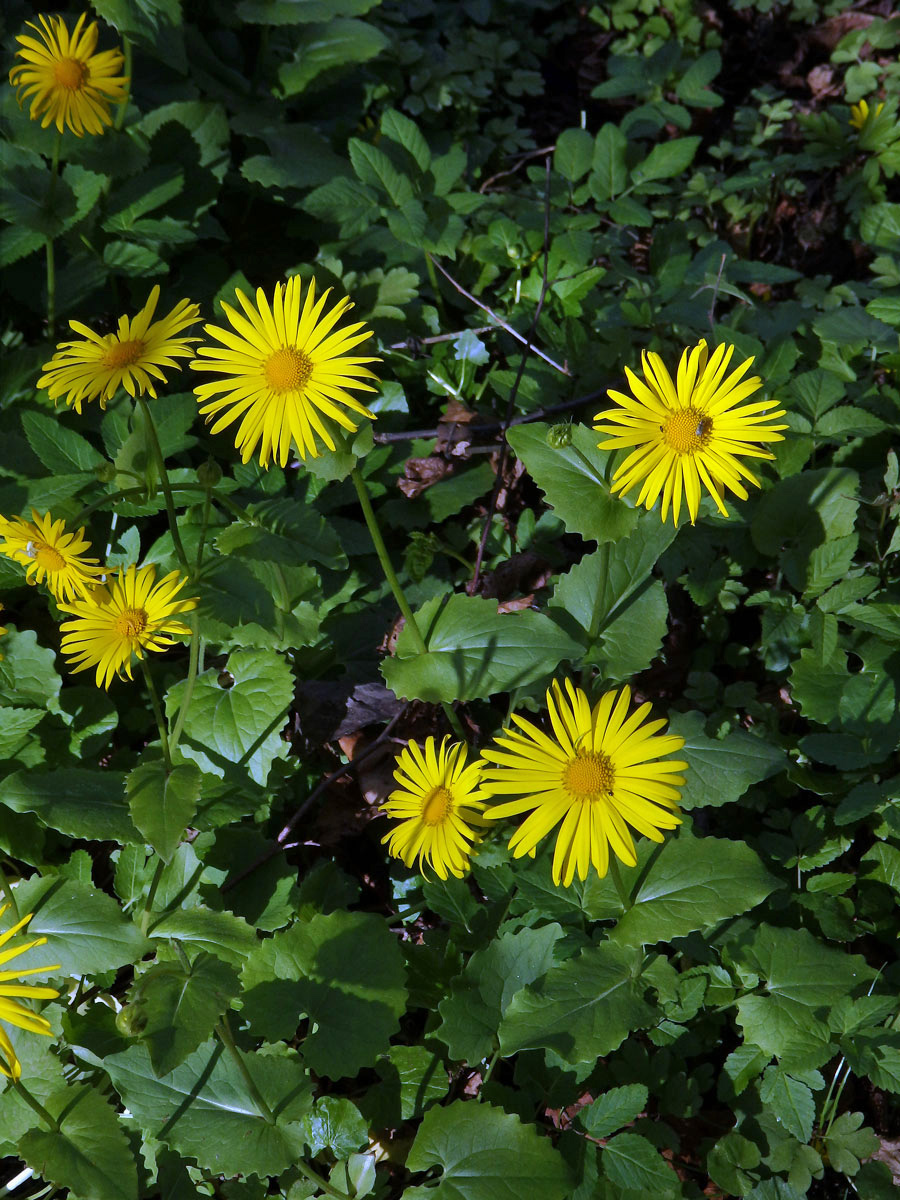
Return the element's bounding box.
[102,339,146,371]
[264,347,314,394]
[421,786,453,826]
[115,608,148,639]
[53,57,88,91]
[662,408,712,454]
[563,751,615,799]
[30,541,66,572]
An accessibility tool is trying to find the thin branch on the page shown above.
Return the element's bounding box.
[427,254,570,376]
[388,325,495,350]
[222,708,407,893]
[478,144,556,193]
[372,389,608,445]
[470,156,554,593]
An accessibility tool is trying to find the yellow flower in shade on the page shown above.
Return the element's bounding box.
[8,12,128,138]
[0,905,61,1081]
[58,563,196,689]
[382,737,487,880]
[481,680,687,887]
[593,339,787,525]
[0,510,105,602]
[849,99,884,131]
[37,286,201,413]
[190,276,381,467]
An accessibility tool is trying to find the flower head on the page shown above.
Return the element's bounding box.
[191,276,381,467]
[0,905,60,1080]
[0,510,105,602]
[8,12,128,138]
[481,680,687,887]
[382,737,487,879]
[593,339,787,525]
[58,563,196,689]
[37,286,201,413]
[849,98,884,131]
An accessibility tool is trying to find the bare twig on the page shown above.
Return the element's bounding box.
[426,254,570,377]
[222,708,407,892]
[372,389,608,445]
[470,156,554,594]
[478,144,556,193]
[388,325,495,351]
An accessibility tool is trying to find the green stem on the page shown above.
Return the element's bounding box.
[608,855,632,912]
[195,490,213,570]
[135,395,191,574]
[169,615,200,757]
[141,659,171,770]
[351,466,465,740]
[214,1015,276,1124]
[13,1078,59,1132]
[114,37,132,131]
[140,857,165,936]
[45,133,61,339]
[72,482,214,527]
[294,1157,351,1200]
[478,1048,500,1101]
[424,252,447,322]
[0,863,20,923]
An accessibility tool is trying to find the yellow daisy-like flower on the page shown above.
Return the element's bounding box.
[58,563,197,689]
[593,339,787,525]
[849,99,884,131]
[37,285,201,413]
[0,905,61,1081]
[190,276,381,467]
[0,510,105,602]
[481,680,687,887]
[8,12,128,138]
[382,737,487,880]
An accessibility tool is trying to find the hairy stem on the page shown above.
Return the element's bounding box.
[136,395,191,574]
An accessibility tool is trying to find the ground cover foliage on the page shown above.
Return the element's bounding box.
[2,0,900,1197]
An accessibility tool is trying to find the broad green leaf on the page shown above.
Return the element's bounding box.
[149,907,257,966]
[591,124,628,199]
[667,711,785,809]
[550,520,676,646]
[381,594,583,703]
[506,422,640,544]
[733,925,874,1066]
[632,136,701,183]
[436,923,565,1062]
[242,910,407,1078]
[19,1084,138,1200]
[381,108,431,172]
[760,1068,814,1142]
[13,875,149,978]
[406,1101,572,1200]
[165,649,293,787]
[212,498,346,571]
[579,1084,649,1138]
[21,411,105,475]
[860,202,900,251]
[278,20,389,95]
[555,128,593,182]
[822,1112,878,1176]
[349,138,415,205]
[611,834,778,946]
[362,1045,449,1126]
[127,757,201,863]
[601,1132,680,1194]
[103,1041,312,1179]
[499,940,655,1064]
[131,954,240,1076]
[301,1096,369,1157]
[2,769,138,843]
[238,0,381,20]
[0,630,63,711]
